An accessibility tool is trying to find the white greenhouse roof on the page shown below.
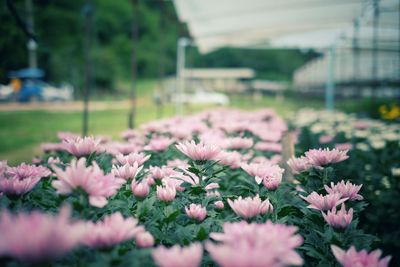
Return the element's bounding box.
[173,0,400,53]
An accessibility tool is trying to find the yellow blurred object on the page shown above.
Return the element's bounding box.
[10,78,22,93]
[379,104,400,120]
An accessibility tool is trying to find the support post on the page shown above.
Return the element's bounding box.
[128,0,139,129]
[25,0,37,69]
[175,37,189,115]
[372,0,380,93]
[325,46,336,111]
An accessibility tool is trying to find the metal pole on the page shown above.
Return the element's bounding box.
[25,0,37,68]
[176,38,188,115]
[352,19,360,82]
[325,46,336,111]
[128,0,139,129]
[82,1,93,137]
[372,0,380,92]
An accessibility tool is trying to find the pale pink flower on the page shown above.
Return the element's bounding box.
[207,190,221,198]
[148,165,176,180]
[48,156,61,165]
[214,200,224,209]
[135,231,155,248]
[6,163,51,180]
[324,180,363,201]
[176,141,220,161]
[331,245,391,267]
[32,156,42,164]
[144,136,174,151]
[52,158,125,208]
[167,159,189,170]
[0,175,41,195]
[62,136,101,157]
[41,142,65,153]
[242,162,284,188]
[216,151,243,169]
[322,204,353,229]
[305,148,349,167]
[131,180,150,198]
[225,137,253,149]
[115,152,150,166]
[227,195,273,219]
[254,141,282,153]
[152,243,203,267]
[83,212,144,248]
[112,162,143,180]
[287,156,311,174]
[354,120,370,130]
[0,207,86,261]
[335,143,353,151]
[121,129,140,140]
[185,204,207,221]
[206,221,303,267]
[57,131,80,141]
[156,185,176,202]
[300,192,348,211]
[319,135,334,144]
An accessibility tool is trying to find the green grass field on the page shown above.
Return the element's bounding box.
[0,80,382,164]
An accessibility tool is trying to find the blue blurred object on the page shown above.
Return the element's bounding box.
[8,68,45,79]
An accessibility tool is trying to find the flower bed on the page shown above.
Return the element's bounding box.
[0,109,394,266]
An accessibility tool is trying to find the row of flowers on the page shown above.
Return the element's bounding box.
[0,108,393,266]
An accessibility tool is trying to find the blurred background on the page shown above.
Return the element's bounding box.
[0,0,399,163]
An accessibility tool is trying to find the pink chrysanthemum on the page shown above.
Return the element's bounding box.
[300,192,348,211]
[83,212,144,248]
[227,195,273,219]
[331,245,391,267]
[206,221,303,267]
[287,156,311,174]
[62,136,101,157]
[156,185,176,202]
[242,162,284,189]
[305,148,349,167]
[152,243,203,267]
[216,151,243,169]
[111,162,143,180]
[0,207,86,261]
[52,158,125,208]
[322,204,353,229]
[176,141,220,161]
[115,152,151,166]
[185,204,207,221]
[144,136,174,151]
[324,180,363,201]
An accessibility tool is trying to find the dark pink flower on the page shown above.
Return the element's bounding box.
[185,204,207,221]
[152,243,203,267]
[331,245,391,267]
[322,204,353,229]
[206,221,303,267]
[300,192,348,211]
[324,180,363,201]
[83,212,144,248]
[228,195,273,219]
[0,207,86,261]
[52,158,125,208]
[176,141,220,161]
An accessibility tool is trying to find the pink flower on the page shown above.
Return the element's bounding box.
[52,158,125,208]
[62,136,101,157]
[254,141,282,153]
[152,243,203,267]
[214,200,224,209]
[121,129,139,140]
[176,141,220,161]
[301,192,348,211]
[319,135,334,144]
[167,159,189,170]
[287,156,311,174]
[225,137,253,149]
[57,131,80,141]
[135,231,155,248]
[0,163,51,195]
[156,185,176,202]
[335,143,353,151]
[216,151,243,169]
[227,195,273,219]
[115,152,150,166]
[111,162,143,180]
[305,148,349,167]
[185,204,207,221]
[144,136,174,151]
[206,221,303,267]
[322,204,353,229]
[148,166,175,180]
[242,162,284,188]
[331,245,391,267]
[324,180,363,201]
[41,142,65,153]
[0,207,86,261]
[83,212,144,248]
[131,180,150,198]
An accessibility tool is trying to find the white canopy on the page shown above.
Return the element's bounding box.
[173,0,400,53]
